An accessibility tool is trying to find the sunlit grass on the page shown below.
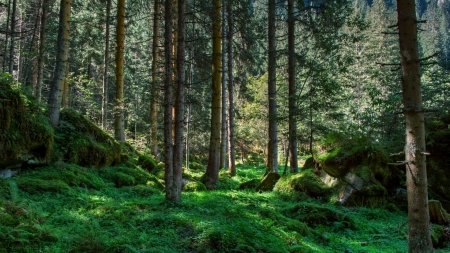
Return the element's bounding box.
[0,163,448,252]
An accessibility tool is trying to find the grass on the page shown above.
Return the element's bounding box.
[0,163,449,253]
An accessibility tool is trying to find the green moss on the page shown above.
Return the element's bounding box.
[15,178,70,194]
[288,244,315,253]
[99,165,164,189]
[15,163,107,190]
[137,154,157,172]
[431,224,444,247]
[274,170,331,199]
[0,77,54,164]
[238,179,260,190]
[184,181,207,192]
[56,108,121,168]
[189,162,206,171]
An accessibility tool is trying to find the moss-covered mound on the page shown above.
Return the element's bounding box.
[56,108,121,167]
[427,115,450,211]
[315,134,400,207]
[98,165,164,189]
[274,169,332,199]
[0,74,53,168]
[238,179,260,190]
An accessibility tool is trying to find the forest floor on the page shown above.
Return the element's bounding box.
[1,163,449,253]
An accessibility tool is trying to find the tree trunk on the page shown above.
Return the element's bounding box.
[203,0,222,189]
[172,0,186,202]
[396,0,433,252]
[2,0,11,73]
[220,0,227,170]
[8,0,17,75]
[287,0,298,173]
[149,0,161,156]
[227,2,236,177]
[47,0,72,127]
[36,0,48,102]
[164,0,174,201]
[102,0,111,130]
[62,74,69,108]
[267,0,278,174]
[114,0,125,143]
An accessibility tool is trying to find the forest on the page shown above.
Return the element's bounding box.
[1,0,450,252]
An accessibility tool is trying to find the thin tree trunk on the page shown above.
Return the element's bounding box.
[172,0,186,202]
[287,0,298,173]
[220,0,227,170]
[2,0,11,73]
[396,0,432,252]
[267,0,278,174]
[227,2,236,177]
[204,0,222,189]
[114,0,125,143]
[9,0,17,75]
[61,74,69,108]
[186,45,194,170]
[164,0,174,201]
[149,0,161,156]
[102,0,111,130]
[17,11,24,83]
[47,0,72,127]
[36,0,48,102]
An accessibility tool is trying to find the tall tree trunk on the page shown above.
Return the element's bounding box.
[47,0,72,127]
[2,0,11,73]
[102,0,111,130]
[149,0,161,156]
[267,0,278,174]
[61,74,69,108]
[227,2,236,177]
[114,0,125,143]
[36,0,48,102]
[220,0,227,170]
[9,0,17,75]
[287,0,298,173]
[172,0,186,202]
[164,0,174,201]
[204,0,222,189]
[396,0,432,252]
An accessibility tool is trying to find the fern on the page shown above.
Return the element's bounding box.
[8,180,19,203]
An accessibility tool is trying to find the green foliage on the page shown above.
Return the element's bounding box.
[0,75,54,163]
[137,154,157,172]
[238,179,260,190]
[189,161,206,171]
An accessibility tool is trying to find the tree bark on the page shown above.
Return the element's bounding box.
[172,0,186,202]
[227,2,236,177]
[204,0,222,189]
[149,0,161,156]
[396,0,433,252]
[220,0,227,170]
[8,0,17,75]
[287,0,298,173]
[164,0,174,201]
[114,0,125,143]
[47,0,72,127]
[2,0,11,73]
[62,74,69,108]
[267,0,278,174]
[36,0,48,102]
[102,0,111,130]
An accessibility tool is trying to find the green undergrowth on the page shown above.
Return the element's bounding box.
[1,163,448,253]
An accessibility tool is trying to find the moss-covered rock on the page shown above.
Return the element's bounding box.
[137,154,157,172]
[183,181,207,192]
[256,172,280,192]
[274,169,331,199]
[431,224,444,248]
[0,75,53,167]
[57,108,121,168]
[238,179,260,190]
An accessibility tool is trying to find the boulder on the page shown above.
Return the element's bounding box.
[256,172,280,192]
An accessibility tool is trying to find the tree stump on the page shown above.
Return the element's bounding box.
[429,200,449,225]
